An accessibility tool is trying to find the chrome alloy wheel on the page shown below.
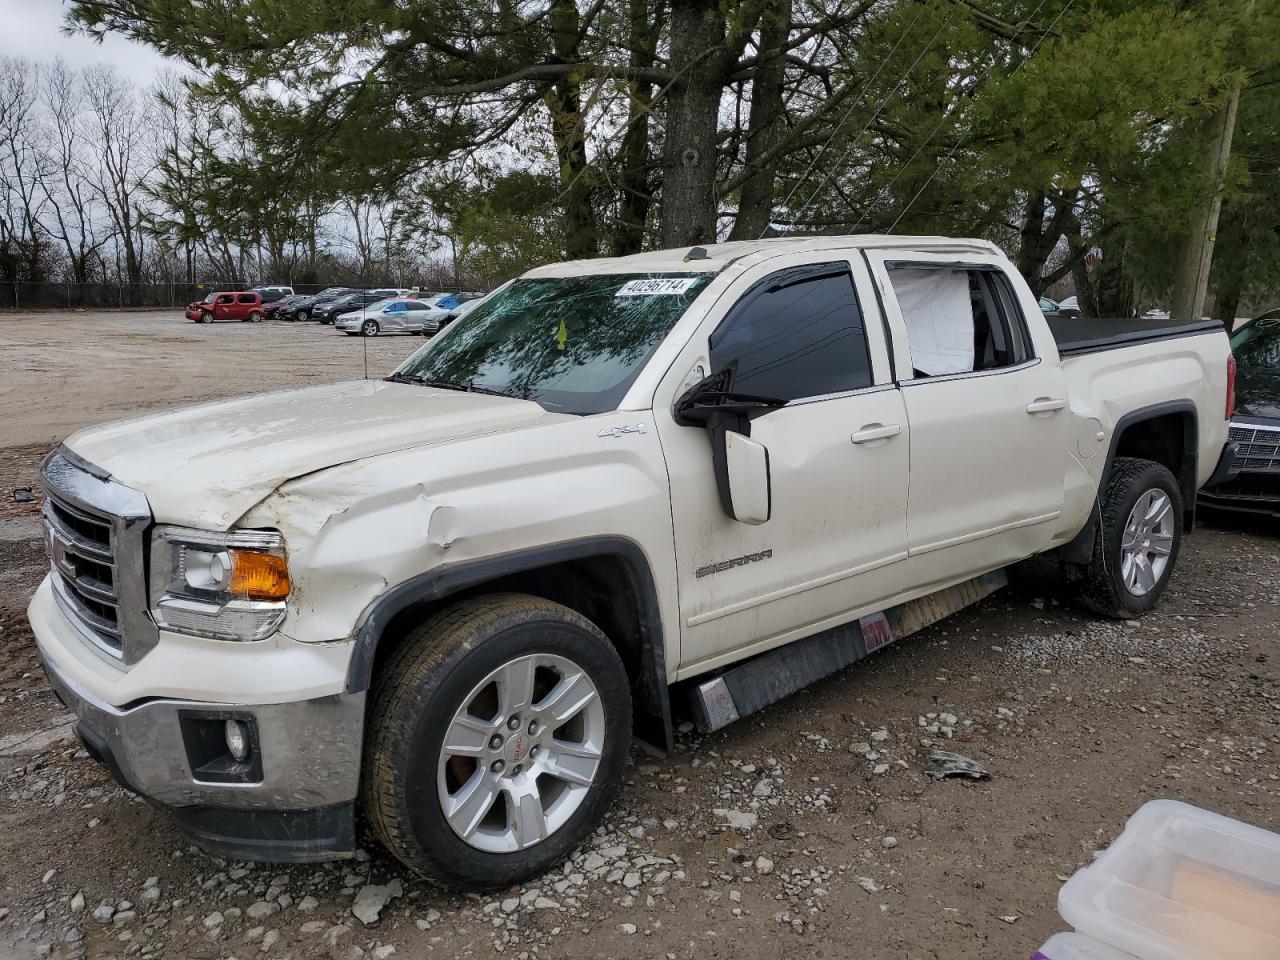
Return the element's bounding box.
[437,653,604,853]
[1120,489,1174,596]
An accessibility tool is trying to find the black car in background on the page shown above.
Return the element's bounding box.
[1199,310,1280,516]
[277,287,357,321]
[313,291,387,324]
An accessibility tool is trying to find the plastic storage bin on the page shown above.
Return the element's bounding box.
[1035,932,1139,960]
[1058,799,1280,960]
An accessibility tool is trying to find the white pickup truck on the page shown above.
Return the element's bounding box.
[29,236,1238,888]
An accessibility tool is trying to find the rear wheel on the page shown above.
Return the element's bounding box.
[362,595,631,889]
[248,310,264,322]
[1078,457,1182,618]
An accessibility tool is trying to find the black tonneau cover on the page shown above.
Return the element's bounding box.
[1049,315,1224,357]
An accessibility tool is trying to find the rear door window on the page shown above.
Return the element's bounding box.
[887,266,1032,377]
[237,294,256,305]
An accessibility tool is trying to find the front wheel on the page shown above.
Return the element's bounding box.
[199,311,213,324]
[1078,457,1183,618]
[362,319,379,337]
[362,595,631,889]
[297,309,310,322]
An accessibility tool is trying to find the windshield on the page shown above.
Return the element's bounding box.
[1232,313,1280,366]
[393,273,714,414]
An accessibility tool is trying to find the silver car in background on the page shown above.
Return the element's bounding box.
[335,299,437,336]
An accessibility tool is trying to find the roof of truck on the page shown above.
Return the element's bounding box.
[524,235,1003,278]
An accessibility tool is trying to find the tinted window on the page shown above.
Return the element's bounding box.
[888,266,1031,377]
[709,263,872,401]
[217,295,234,304]
[406,302,427,311]
[237,294,256,304]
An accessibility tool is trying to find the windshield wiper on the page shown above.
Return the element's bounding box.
[385,373,520,399]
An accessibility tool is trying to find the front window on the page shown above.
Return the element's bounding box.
[393,273,714,414]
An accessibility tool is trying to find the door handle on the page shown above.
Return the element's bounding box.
[851,423,902,445]
[1025,398,1066,415]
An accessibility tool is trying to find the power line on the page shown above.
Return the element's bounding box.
[779,6,963,237]
[884,0,1077,233]
[765,2,936,236]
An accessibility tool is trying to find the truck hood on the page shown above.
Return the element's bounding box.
[63,380,561,529]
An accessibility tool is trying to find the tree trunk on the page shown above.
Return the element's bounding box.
[1171,82,1243,322]
[546,0,596,260]
[612,0,661,255]
[727,0,792,241]
[660,0,728,248]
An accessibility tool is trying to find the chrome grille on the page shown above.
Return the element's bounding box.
[41,448,157,665]
[1229,423,1280,474]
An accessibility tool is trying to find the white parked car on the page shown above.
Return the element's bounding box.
[30,236,1236,890]
[335,299,436,336]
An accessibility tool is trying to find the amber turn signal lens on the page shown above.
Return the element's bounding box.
[228,550,291,600]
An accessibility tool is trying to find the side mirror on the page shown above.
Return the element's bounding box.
[675,372,780,524]
[723,430,771,524]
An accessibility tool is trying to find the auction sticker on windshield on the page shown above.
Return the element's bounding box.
[615,278,699,297]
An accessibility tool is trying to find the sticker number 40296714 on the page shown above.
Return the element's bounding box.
[615,278,698,297]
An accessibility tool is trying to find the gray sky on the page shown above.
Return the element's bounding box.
[0,0,174,87]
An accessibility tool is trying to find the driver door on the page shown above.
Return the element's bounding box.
[654,254,911,675]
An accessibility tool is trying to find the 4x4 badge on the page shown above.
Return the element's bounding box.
[597,423,648,439]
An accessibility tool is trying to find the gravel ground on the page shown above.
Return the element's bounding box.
[0,311,1276,960]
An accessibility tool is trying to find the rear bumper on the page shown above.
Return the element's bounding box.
[31,583,364,863]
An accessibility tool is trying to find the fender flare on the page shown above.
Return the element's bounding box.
[344,536,674,752]
[1058,400,1199,564]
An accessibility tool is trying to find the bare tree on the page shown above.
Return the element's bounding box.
[82,65,153,298]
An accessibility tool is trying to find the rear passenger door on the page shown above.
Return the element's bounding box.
[655,254,910,674]
[865,252,1071,588]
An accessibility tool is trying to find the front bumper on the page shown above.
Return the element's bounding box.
[31,582,364,862]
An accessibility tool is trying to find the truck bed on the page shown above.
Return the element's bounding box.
[1049,315,1224,357]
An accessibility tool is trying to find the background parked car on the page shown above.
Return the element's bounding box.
[422,294,485,335]
[262,293,305,318]
[336,298,436,336]
[1199,309,1280,516]
[314,291,387,324]
[277,288,353,321]
[186,291,266,323]
[1039,296,1081,319]
[253,285,295,303]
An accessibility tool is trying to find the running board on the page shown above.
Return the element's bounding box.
[690,570,1008,732]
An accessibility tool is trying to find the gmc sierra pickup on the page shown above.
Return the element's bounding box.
[29,236,1237,888]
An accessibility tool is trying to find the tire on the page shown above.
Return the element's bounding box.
[362,319,379,337]
[297,309,310,322]
[248,310,264,323]
[1078,457,1183,618]
[362,594,632,889]
[200,311,213,324]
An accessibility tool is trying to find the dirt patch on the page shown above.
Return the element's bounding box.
[0,311,422,448]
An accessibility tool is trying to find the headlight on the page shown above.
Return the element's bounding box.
[150,527,290,641]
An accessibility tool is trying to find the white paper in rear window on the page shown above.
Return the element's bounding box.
[890,269,975,376]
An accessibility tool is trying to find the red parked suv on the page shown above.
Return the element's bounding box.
[185,291,266,323]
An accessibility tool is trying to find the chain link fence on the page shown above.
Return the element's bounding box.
[0,281,348,311]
